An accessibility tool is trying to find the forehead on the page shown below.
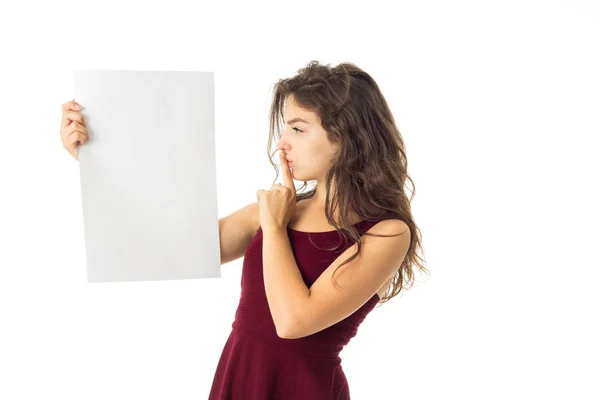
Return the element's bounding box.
[284,96,315,124]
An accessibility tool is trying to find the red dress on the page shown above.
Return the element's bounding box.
[208,220,382,400]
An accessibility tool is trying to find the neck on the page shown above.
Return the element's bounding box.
[312,181,329,208]
[308,181,360,224]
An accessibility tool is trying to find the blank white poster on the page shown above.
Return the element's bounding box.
[73,69,220,283]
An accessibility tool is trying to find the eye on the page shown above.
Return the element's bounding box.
[292,126,303,134]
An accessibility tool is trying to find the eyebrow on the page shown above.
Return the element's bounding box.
[285,117,310,125]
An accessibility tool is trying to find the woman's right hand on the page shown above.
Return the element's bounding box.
[61,99,88,161]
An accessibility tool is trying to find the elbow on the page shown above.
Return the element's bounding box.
[277,327,296,339]
[275,318,298,339]
[276,326,289,339]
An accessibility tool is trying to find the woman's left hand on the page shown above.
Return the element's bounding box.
[256,152,297,232]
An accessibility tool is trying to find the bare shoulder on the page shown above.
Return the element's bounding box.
[364,219,410,242]
[364,219,410,297]
[370,218,409,232]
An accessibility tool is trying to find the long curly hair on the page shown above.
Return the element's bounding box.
[260,60,428,304]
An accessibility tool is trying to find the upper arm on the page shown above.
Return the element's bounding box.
[218,201,260,265]
[282,219,410,339]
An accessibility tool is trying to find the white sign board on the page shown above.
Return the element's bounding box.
[73,69,220,283]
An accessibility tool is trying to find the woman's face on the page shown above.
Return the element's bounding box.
[276,96,339,182]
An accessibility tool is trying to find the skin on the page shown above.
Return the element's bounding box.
[271,96,396,301]
[275,95,340,210]
[60,99,88,160]
[62,95,341,221]
[62,96,393,298]
[256,151,297,233]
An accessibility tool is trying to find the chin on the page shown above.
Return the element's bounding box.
[291,167,303,180]
[291,171,314,182]
[290,166,316,181]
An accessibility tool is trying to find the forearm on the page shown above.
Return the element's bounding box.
[261,228,309,334]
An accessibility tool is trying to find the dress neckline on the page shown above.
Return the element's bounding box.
[286,219,369,234]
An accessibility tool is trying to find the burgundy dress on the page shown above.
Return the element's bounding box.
[208,220,382,400]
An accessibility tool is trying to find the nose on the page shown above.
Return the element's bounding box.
[277,140,289,153]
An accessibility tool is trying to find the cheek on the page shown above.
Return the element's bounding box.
[313,145,336,166]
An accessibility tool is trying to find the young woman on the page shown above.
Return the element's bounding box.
[60,60,427,399]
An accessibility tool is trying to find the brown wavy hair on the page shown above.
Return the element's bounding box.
[258,60,428,305]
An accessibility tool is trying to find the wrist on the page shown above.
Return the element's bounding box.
[261,225,287,236]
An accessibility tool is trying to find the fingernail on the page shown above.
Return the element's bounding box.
[75,105,81,110]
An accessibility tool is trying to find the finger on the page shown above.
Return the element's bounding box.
[72,131,88,145]
[61,100,82,127]
[63,131,86,153]
[65,130,87,148]
[279,151,294,190]
[65,123,88,146]
[63,121,88,142]
[62,99,81,114]
[62,110,86,129]
[62,121,88,139]
[75,121,88,136]
[257,189,269,201]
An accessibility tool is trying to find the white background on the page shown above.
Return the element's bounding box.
[1,0,598,399]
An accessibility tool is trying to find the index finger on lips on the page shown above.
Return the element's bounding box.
[279,152,294,190]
